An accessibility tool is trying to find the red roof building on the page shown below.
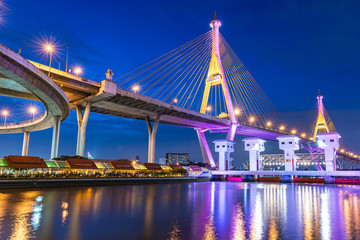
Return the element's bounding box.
[66,159,98,169]
[4,155,47,168]
[111,161,135,170]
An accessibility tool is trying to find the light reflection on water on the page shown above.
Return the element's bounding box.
[0,183,358,239]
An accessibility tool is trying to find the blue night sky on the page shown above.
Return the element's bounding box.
[0,0,359,165]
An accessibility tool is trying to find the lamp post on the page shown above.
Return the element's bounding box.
[132,85,140,94]
[74,67,82,76]
[44,44,54,77]
[29,107,37,122]
[206,106,211,113]
[1,110,8,127]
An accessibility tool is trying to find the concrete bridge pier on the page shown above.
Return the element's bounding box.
[317,132,341,171]
[76,102,92,157]
[243,138,266,171]
[50,116,61,159]
[146,115,160,163]
[22,131,30,156]
[276,135,300,172]
[213,139,234,171]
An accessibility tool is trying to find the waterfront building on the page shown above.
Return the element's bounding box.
[261,153,358,171]
[166,153,190,165]
[158,158,167,165]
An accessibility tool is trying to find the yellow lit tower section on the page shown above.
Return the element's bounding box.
[313,90,330,140]
[200,12,237,137]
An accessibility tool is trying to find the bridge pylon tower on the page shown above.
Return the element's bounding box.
[197,12,237,169]
[200,12,237,140]
[313,90,330,139]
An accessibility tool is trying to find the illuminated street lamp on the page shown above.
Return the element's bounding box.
[249,117,255,124]
[266,121,272,127]
[44,43,54,77]
[1,110,8,127]
[173,98,178,104]
[279,125,285,131]
[301,133,306,138]
[291,129,297,134]
[74,67,83,76]
[206,106,212,112]
[29,107,37,122]
[234,108,240,115]
[132,85,140,94]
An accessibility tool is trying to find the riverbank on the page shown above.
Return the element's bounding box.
[0,177,210,189]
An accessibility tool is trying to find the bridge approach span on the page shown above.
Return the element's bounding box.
[0,44,69,134]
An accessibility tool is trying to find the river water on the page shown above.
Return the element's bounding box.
[0,182,359,240]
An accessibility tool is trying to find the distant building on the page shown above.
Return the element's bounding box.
[158,158,167,165]
[166,153,190,165]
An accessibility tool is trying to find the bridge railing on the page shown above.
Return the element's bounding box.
[0,112,47,129]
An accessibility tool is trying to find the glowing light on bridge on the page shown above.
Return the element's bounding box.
[340,149,345,153]
[132,85,140,93]
[74,67,83,76]
[1,109,8,126]
[266,121,272,127]
[234,108,241,115]
[41,41,56,77]
[291,129,297,134]
[249,117,255,123]
[206,106,212,112]
[173,98,178,104]
[28,107,37,122]
[1,110,8,117]
[301,133,306,138]
[44,45,53,52]
[279,125,285,131]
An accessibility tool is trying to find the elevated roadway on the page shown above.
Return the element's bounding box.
[0,43,69,134]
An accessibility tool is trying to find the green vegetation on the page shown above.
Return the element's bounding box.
[53,155,87,161]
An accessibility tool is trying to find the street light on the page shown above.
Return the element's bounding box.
[44,43,54,77]
[279,125,285,131]
[234,108,240,115]
[301,133,306,138]
[1,110,8,127]
[173,98,178,104]
[291,129,297,134]
[266,121,272,127]
[74,67,83,76]
[249,117,255,124]
[29,107,37,122]
[132,85,140,94]
[206,106,211,112]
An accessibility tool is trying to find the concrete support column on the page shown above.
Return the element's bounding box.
[76,102,91,157]
[243,138,266,171]
[316,132,341,171]
[196,129,215,167]
[276,135,300,171]
[22,131,30,156]
[146,115,160,163]
[50,116,61,159]
[213,139,235,171]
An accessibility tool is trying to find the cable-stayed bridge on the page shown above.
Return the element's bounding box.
[0,13,358,175]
